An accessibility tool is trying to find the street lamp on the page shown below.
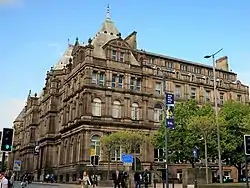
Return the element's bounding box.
[146,63,174,188]
[204,48,223,183]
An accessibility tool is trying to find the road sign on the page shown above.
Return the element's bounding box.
[193,146,198,158]
[13,160,21,171]
[121,154,133,163]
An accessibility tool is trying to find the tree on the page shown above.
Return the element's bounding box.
[118,131,148,171]
[187,104,217,184]
[100,133,121,179]
[153,100,202,167]
[102,131,148,171]
[219,100,250,181]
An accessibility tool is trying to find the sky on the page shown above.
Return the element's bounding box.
[0,0,250,129]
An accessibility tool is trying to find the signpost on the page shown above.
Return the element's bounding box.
[121,154,133,166]
[13,160,21,172]
[193,147,199,188]
[164,92,175,188]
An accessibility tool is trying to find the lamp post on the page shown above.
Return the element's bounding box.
[204,48,223,183]
[146,63,174,188]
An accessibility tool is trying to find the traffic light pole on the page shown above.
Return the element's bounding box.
[245,155,249,188]
[1,152,6,171]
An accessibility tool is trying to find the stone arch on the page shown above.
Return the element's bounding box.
[111,97,124,105]
[91,94,104,102]
[131,98,142,108]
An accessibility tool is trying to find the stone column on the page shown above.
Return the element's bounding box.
[83,131,90,162]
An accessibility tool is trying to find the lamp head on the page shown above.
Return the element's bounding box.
[204,55,211,59]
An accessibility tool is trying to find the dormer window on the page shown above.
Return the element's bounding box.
[112,50,117,61]
[120,52,124,62]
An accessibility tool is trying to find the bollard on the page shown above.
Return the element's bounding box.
[172,181,174,188]
[162,180,165,188]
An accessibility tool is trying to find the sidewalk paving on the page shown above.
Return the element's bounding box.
[31,182,113,188]
[32,182,75,187]
[31,182,182,188]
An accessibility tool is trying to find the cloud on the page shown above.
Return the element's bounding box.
[0,98,25,130]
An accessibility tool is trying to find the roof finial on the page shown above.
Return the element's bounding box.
[106,4,111,20]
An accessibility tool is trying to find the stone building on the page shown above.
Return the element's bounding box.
[8,7,249,182]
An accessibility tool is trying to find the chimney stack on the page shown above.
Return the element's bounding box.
[216,56,229,71]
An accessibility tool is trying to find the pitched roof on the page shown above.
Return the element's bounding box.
[91,5,120,58]
[14,107,26,122]
[53,44,73,70]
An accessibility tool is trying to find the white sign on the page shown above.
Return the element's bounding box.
[13,160,21,171]
[123,162,132,166]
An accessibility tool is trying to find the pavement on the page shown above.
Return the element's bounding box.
[13,182,183,188]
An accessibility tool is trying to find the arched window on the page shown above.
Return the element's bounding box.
[154,103,163,122]
[90,135,101,156]
[92,98,101,116]
[206,77,209,84]
[176,72,179,79]
[112,100,121,118]
[191,75,195,82]
[131,103,139,120]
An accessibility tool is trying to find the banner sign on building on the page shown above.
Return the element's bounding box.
[165,93,175,129]
[13,160,21,171]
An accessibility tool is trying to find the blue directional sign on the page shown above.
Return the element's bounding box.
[121,154,133,163]
[165,93,175,129]
[193,146,199,158]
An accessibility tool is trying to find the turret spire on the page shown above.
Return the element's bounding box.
[106,4,111,20]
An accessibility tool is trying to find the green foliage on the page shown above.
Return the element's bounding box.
[154,100,205,164]
[154,101,220,164]
[219,101,250,170]
[100,133,121,154]
[187,104,216,139]
[153,99,250,178]
[101,130,147,154]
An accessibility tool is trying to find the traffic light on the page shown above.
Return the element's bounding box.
[90,155,99,166]
[244,135,250,155]
[1,128,14,152]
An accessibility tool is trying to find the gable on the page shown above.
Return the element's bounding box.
[103,38,131,50]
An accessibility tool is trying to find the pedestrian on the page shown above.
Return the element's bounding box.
[79,171,91,188]
[0,172,9,188]
[9,173,15,188]
[143,169,149,188]
[121,171,129,188]
[112,170,121,188]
